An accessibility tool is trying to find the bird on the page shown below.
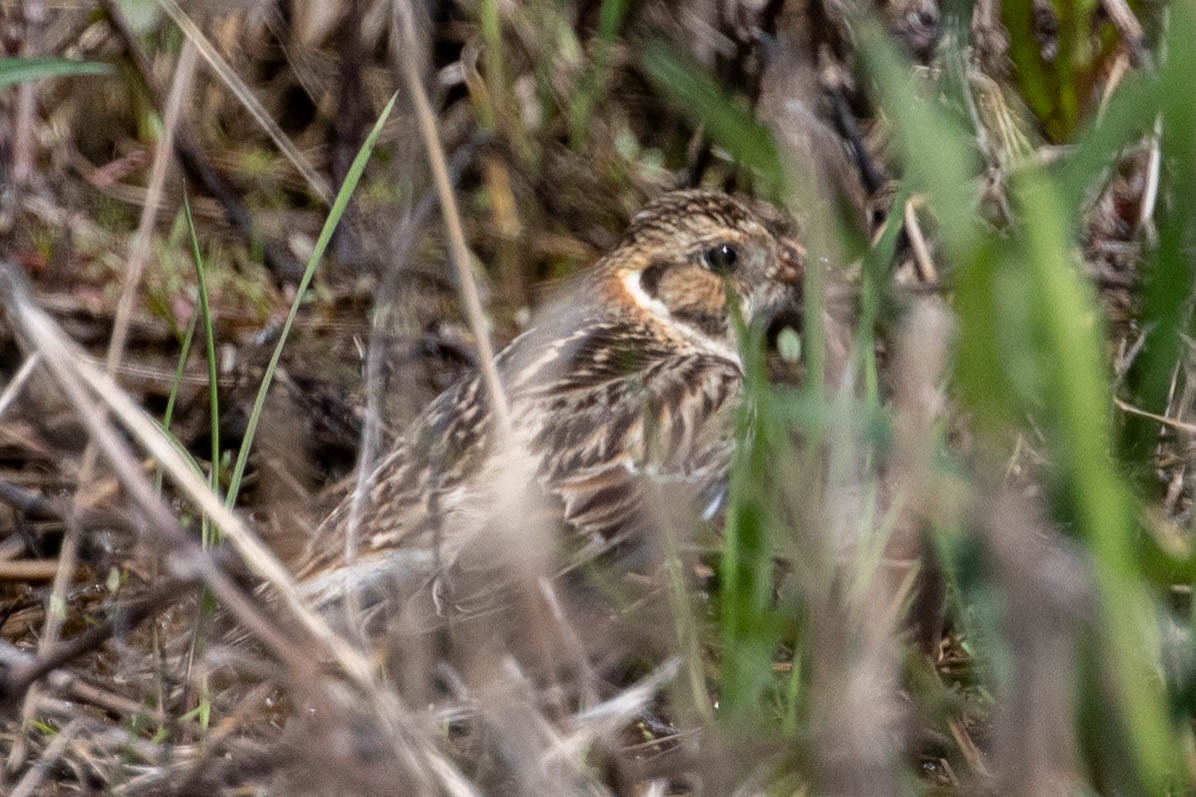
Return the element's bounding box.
[292,189,804,622]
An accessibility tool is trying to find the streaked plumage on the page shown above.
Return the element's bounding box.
[296,189,803,613]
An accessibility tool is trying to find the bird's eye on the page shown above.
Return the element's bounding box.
[703,243,738,274]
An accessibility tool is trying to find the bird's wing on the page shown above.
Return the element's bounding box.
[294,372,491,583]
[526,334,744,560]
[440,350,744,619]
[294,316,743,617]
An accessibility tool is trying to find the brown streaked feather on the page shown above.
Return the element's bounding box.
[297,315,740,582]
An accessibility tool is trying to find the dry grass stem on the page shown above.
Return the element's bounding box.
[904,198,940,284]
[394,2,512,439]
[1100,0,1147,63]
[155,0,334,204]
[104,37,196,377]
[0,559,60,580]
[0,352,41,420]
[1114,396,1196,435]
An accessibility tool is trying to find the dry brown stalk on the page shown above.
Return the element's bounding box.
[0,353,40,419]
[155,0,334,205]
[0,559,59,580]
[393,2,512,440]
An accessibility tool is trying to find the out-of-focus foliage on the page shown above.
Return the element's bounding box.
[1002,0,1127,139]
[0,56,112,89]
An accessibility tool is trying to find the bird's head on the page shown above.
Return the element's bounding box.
[603,189,803,360]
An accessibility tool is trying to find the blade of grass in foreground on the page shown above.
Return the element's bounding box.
[155,309,198,494]
[862,21,1181,792]
[224,92,398,509]
[719,314,786,729]
[1120,6,1196,469]
[0,57,112,89]
[183,190,221,548]
[639,40,783,199]
[1014,170,1177,790]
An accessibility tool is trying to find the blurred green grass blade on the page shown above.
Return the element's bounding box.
[183,193,220,484]
[477,0,504,132]
[863,20,1181,788]
[224,91,398,508]
[720,319,786,727]
[858,24,979,257]
[1121,4,1196,460]
[1138,535,1196,586]
[1015,169,1178,790]
[639,40,782,196]
[155,309,199,494]
[0,57,112,89]
[858,182,912,405]
[860,24,1022,429]
[184,190,221,546]
[1057,76,1158,210]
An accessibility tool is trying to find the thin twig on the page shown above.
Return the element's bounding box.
[0,352,41,419]
[10,719,81,797]
[1139,117,1162,234]
[1096,52,1131,121]
[1114,397,1196,436]
[1100,0,1147,66]
[0,559,60,580]
[0,478,130,530]
[904,198,939,284]
[155,0,334,204]
[105,38,198,378]
[0,642,171,724]
[394,3,512,439]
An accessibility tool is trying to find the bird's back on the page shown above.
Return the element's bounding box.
[295,299,743,612]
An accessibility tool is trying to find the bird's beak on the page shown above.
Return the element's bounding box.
[774,237,804,285]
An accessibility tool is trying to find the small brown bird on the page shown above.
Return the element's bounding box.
[296,189,803,615]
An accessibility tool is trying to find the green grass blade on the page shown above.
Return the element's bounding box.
[719,311,786,728]
[183,190,221,546]
[1014,170,1178,790]
[224,91,398,509]
[863,20,1181,790]
[155,309,199,494]
[639,40,783,197]
[1119,6,1196,469]
[0,57,112,89]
